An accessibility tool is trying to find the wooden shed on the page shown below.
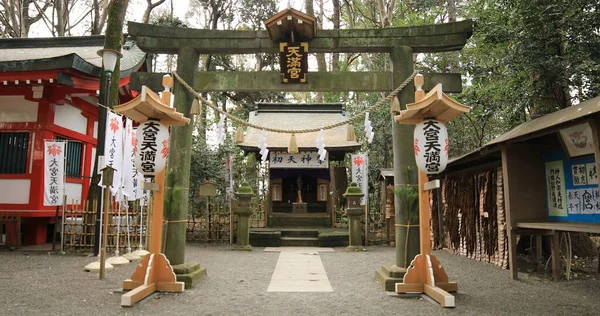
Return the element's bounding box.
[444,96,600,280]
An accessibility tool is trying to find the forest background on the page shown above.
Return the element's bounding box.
[2,0,599,222]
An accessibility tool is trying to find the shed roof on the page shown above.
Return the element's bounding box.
[237,102,361,154]
[486,96,600,146]
[0,35,146,78]
[379,168,394,180]
[447,96,600,168]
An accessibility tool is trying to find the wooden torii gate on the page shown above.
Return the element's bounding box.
[126,12,473,290]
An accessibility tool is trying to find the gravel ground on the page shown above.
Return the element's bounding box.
[1,244,599,316]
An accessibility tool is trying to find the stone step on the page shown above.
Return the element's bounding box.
[280,236,319,247]
[281,230,319,238]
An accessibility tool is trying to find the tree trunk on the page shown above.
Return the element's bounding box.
[142,0,166,24]
[55,0,67,36]
[331,0,340,71]
[88,0,129,255]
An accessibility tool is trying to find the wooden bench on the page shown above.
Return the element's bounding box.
[513,221,600,281]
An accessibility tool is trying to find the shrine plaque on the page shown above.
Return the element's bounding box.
[280,42,308,83]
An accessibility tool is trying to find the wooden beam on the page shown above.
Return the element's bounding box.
[130,72,463,94]
[127,20,472,55]
[395,283,424,293]
[121,283,157,307]
[424,284,455,307]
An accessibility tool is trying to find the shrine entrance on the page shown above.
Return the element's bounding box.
[236,102,360,227]
[126,7,472,267]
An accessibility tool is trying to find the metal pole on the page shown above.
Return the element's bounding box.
[93,73,111,256]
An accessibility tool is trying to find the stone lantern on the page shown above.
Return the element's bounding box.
[343,182,366,251]
[233,182,255,251]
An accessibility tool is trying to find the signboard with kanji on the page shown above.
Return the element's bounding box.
[280,42,308,83]
[544,150,600,223]
[270,151,327,169]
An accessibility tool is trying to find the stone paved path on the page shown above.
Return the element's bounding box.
[265,247,335,292]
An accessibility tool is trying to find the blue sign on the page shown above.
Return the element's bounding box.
[544,150,600,223]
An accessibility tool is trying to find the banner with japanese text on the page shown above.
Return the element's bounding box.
[351,153,368,205]
[105,112,123,196]
[270,151,328,169]
[44,141,65,206]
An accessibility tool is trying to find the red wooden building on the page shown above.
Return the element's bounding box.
[0,36,147,246]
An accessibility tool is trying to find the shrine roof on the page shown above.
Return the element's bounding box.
[0,35,146,78]
[238,102,361,153]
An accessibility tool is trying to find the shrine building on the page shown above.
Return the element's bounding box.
[237,102,360,227]
[0,36,147,246]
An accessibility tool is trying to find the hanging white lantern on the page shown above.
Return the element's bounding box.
[414,118,448,174]
[134,120,169,176]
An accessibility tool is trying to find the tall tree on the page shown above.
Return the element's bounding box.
[0,0,51,37]
[142,0,166,23]
[90,0,130,255]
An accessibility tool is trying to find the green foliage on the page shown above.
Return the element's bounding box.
[392,167,419,225]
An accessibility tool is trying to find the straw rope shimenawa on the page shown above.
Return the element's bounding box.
[171,70,418,135]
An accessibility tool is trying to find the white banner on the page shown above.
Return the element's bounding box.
[105,112,123,196]
[351,153,368,205]
[132,128,144,201]
[270,151,328,169]
[44,141,65,206]
[122,119,135,198]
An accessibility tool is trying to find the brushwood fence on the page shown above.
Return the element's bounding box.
[443,167,508,268]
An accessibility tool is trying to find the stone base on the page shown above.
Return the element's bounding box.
[344,245,366,252]
[250,231,281,247]
[375,264,407,292]
[232,244,253,251]
[172,263,207,289]
[318,231,349,247]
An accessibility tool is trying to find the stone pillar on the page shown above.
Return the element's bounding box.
[374,45,419,291]
[164,47,199,265]
[233,182,254,251]
[343,182,366,252]
[390,46,419,268]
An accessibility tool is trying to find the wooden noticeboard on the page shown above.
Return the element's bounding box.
[198,181,217,197]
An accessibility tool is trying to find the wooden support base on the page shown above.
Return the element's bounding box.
[121,253,184,306]
[396,254,457,308]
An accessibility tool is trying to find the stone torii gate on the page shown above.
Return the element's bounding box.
[126,12,472,289]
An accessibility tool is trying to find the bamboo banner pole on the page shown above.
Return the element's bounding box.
[418,171,431,255]
[99,176,112,279]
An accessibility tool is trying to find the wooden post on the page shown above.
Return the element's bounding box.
[395,74,457,308]
[52,206,59,251]
[418,171,431,255]
[551,232,561,281]
[149,171,165,254]
[117,78,187,306]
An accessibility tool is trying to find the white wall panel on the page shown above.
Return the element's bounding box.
[0,96,38,122]
[54,104,87,135]
[0,179,30,204]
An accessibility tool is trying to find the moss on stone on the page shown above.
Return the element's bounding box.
[343,182,364,196]
[235,182,254,195]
